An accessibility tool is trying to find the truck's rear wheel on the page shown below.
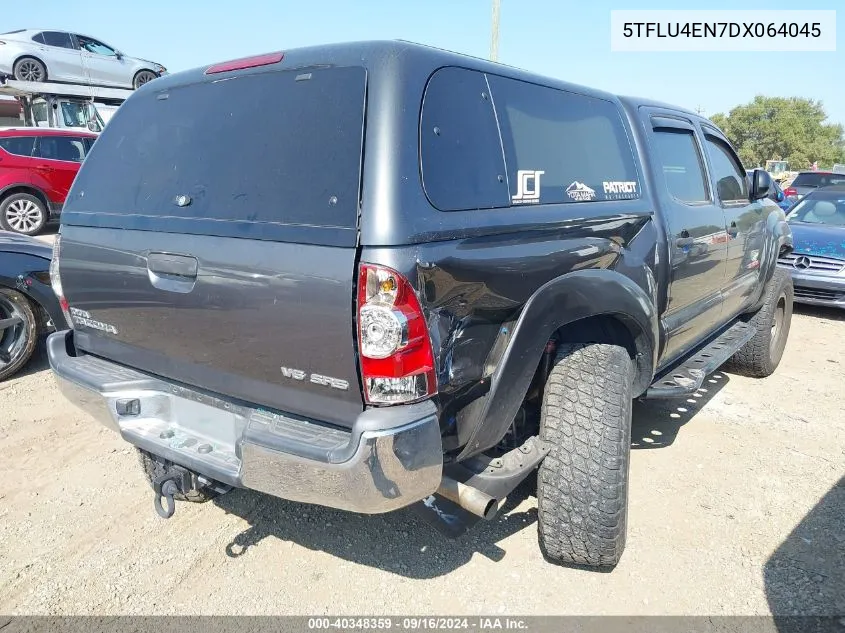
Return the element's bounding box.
[537,342,633,568]
[136,449,217,503]
[726,268,793,378]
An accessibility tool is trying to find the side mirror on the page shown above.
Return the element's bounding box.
[776,191,785,202]
[750,168,772,201]
[115,51,123,60]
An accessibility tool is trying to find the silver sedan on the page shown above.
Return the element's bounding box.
[0,29,166,89]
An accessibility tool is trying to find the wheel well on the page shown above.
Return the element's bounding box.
[0,186,50,212]
[133,68,156,82]
[14,55,47,75]
[551,314,652,395]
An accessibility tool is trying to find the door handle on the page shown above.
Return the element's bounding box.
[35,165,54,172]
[147,253,198,277]
[147,253,198,293]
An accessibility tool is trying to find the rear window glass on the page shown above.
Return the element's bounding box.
[0,136,36,157]
[42,31,74,49]
[68,66,366,229]
[37,136,88,162]
[792,173,845,188]
[488,75,640,205]
[420,67,510,211]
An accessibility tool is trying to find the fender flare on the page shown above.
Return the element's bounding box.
[454,268,658,461]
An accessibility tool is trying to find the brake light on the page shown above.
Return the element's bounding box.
[49,234,72,328]
[205,52,284,75]
[356,264,437,405]
[784,187,798,198]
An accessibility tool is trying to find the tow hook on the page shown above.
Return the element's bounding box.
[152,466,192,519]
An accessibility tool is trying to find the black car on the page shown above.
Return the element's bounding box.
[47,40,793,569]
[0,231,66,380]
[777,185,845,308]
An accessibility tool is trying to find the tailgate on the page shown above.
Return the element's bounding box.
[57,63,367,426]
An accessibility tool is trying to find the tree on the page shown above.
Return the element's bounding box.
[710,96,845,170]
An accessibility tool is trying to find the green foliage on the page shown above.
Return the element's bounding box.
[710,96,845,170]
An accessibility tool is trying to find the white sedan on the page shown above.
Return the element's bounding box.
[0,29,166,89]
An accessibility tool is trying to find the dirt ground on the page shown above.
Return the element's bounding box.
[0,251,843,615]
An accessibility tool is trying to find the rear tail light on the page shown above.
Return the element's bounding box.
[784,187,798,198]
[49,234,72,328]
[356,263,436,405]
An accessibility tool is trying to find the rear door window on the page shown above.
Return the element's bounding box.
[69,66,366,229]
[0,136,36,157]
[792,173,845,188]
[487,75,641,205]
[650,129,710,204]
[41,31,74,49]
[37,136,87,162]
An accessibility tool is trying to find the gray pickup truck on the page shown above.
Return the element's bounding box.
[47,40,794,569]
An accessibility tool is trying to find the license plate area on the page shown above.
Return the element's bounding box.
[111,392,246,477]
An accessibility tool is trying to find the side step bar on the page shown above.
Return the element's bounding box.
[643,321,755,399]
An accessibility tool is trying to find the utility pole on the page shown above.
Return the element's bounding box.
[491,0,501,61]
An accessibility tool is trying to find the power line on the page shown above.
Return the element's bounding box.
[491,0,501,61]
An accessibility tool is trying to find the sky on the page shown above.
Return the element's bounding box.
[3,0,843,125]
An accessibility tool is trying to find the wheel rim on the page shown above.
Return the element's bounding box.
[5,199,43,233]
[0,295,29,370]
[136,71,156,87]
[17,60,44,82]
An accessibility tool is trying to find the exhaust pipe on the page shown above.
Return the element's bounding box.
[437,476,499,521]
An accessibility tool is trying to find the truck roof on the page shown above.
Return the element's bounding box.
[618,95,705,120]
[149,39,623,105]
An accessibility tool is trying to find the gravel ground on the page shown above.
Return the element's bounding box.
[0,289,842,616]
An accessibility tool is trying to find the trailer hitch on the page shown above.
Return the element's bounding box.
[152,466,193,519]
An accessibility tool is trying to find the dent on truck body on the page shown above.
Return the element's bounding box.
[362,210,660,457]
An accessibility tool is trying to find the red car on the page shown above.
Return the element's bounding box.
[0,127,97,235]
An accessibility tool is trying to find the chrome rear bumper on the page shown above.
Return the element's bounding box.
[48,330,443,513]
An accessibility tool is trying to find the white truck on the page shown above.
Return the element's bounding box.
[0,78,132,133]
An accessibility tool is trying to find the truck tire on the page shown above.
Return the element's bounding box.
[726,268,793,378]
[537,342,633,568]
[136,449,217,503]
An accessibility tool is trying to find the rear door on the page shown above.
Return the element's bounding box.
[0,135,37,187]
[58,65,368,427]
[643,110,729,365]
[37,31,85,83]
[32,135,87,204]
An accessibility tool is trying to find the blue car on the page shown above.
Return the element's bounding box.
[747,170,791,211]
[777,185,845,308]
